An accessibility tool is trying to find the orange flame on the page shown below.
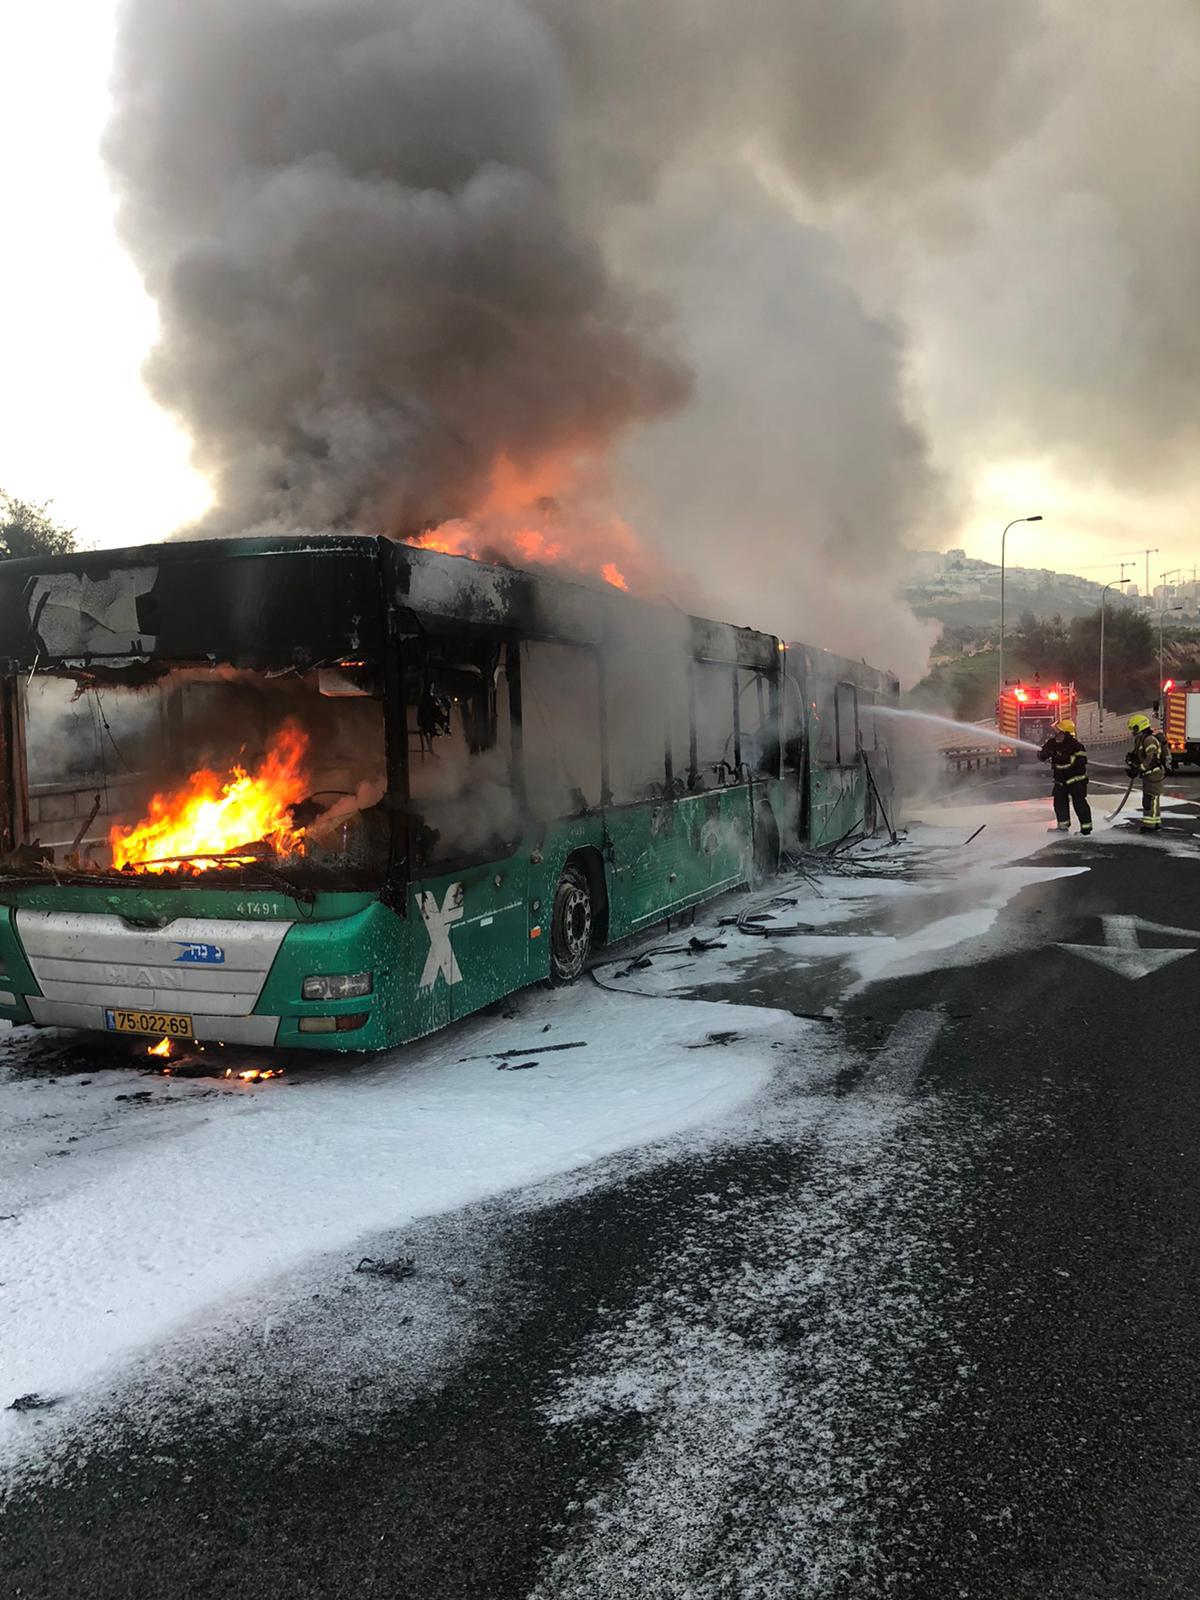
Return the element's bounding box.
[408,526,478,560]
[111,723,310,873]
[404,454,668,597]
[147,1036,173,1059]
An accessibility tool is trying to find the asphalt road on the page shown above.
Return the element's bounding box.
[6,775,1200,1598]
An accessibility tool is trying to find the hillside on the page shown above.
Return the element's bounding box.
[909,650,1032,721]
[903,549,1143,628]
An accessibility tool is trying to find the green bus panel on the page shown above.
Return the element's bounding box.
[807,763,869,851]
[0,778,789,1052]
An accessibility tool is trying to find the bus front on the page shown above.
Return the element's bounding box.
[0,536,407,1053]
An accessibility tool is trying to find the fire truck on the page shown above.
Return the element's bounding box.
[996,680,1077,758]
[1160,680,1200,768]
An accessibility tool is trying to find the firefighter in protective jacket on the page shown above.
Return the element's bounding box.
[1038,718,1092,834]
[1126,713,1168,831]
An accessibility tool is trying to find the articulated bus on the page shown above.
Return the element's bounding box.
[0,537,897,1053]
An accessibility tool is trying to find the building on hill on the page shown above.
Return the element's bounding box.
[902,551,1137,626]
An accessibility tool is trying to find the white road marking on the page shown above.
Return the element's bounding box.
[1059,913,1200,980]
[859,1008,945,1096]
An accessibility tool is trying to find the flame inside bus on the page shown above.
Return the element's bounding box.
[110,723,310,872]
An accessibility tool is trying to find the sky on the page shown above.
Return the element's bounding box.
[0,4,210,545]
[2,1,1198,606]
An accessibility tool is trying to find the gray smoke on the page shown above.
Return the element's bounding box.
[893,1,1200,496]
[608,177,946,672]
[109,0,1194,682]
[105,0,690,534]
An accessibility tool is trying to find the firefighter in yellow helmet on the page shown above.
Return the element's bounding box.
[1125,713,1168,831]
[1037,718,1092,834]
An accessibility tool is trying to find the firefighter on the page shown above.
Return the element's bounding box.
[1125,713,1168,831]
[1037,718,1092,834]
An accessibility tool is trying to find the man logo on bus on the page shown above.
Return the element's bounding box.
[418,883,464,990]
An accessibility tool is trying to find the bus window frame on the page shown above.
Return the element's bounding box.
[0,676,28,859]
[833,680,860,767]
[396,622,532,883]
[732,662,782,781]
[382,620,411,909]
[687,658,700,789]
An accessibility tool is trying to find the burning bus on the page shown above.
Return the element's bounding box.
[0,536,897,1053]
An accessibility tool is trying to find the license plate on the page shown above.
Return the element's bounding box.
[105,1008,194,1039]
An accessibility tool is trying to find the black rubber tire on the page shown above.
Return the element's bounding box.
[549,864,593,985]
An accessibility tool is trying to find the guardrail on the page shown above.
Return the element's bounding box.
[941,745,1013,771]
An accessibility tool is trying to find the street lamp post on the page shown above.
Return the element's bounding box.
[1099,578,1131,731]
[1159,604,1184,702]
[999,515,1044,705]
[1143,548,1159,609]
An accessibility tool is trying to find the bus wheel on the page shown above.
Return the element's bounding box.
[751,804,780,887]
[550,865,593,984]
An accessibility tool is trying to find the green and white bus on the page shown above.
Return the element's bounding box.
[0,536,897,1053]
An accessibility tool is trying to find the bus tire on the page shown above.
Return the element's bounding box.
[549,864,593,985]
[751,803,780,886]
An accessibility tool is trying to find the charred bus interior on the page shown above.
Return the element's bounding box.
[399,621,784,875]
[12,663,390,892]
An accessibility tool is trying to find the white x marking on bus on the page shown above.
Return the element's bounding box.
[418,883,464,989]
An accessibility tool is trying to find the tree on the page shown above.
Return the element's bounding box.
[1064,606,1155,708]
[0,491,77,561]
[1014,611,1068,675]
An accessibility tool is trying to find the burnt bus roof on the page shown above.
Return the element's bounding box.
[785,640,900,700]
[0,533,779,673]
[392,542,779,669]
[0,535,382,672]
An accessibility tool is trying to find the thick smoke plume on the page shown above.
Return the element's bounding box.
[105,0,689,537]
[110,1,1196,681]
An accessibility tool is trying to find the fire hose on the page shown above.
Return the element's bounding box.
[1104,772,1137,822]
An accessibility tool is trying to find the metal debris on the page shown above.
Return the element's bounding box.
[7,1392,59,1412]
[354,1256,417,1281]
[723,909,817,938]
[493,1041,586,1058]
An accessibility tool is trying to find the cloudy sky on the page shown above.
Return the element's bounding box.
[3,1,1198,655]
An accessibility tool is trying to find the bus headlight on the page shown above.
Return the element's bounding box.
[301,971,374,1001]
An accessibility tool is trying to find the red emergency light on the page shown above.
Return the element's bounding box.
[1164,679,1175,693]
[1047,691,1059,701]
[1014,688,1028,702]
